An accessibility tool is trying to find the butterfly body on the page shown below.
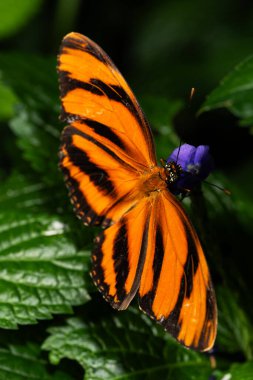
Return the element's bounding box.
[58,32,217,351]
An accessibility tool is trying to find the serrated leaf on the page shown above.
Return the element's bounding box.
[0,0,43,39]
[200,55,253,124]
[0,173,90,329]
[43,308,212,380]
[0,343,72,380]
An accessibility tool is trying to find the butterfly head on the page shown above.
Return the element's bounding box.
[163,161,183,184]
[165,143,214,195]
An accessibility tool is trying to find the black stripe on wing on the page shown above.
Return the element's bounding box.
[82,118,125,149]
[60,35,108,64]
[198,282,217,349]
[139,220,199,331]
[59,71,104,98]
[113,220,129,301]
[60,163,108,226]
[91,208,151,311]
[138,224,164,313]
[91,233,111,298]
[62,126,135,172]
[59,68,144,127]
[65,144,117,197]
[117,214,150,310]
[163,228,199,338]
[90,78,143,126]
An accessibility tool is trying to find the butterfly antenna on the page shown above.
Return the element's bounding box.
[187,87,230,195]
[176,141,182,164]
[176,88,195,164]
[203,180,231,195]
[190,87,195,102]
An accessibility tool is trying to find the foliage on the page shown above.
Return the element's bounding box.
[200,55,253,125]
[0,343,72,380]
[0,1,253,379]
[0,0,42,39]
[43,309,212,380]
[0,174,90,329]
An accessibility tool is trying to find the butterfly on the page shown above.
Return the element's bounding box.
[57,32,217,351]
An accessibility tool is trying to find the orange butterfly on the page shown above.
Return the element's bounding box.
[58,32,217,351]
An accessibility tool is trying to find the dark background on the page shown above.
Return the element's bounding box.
[1,0,253,189]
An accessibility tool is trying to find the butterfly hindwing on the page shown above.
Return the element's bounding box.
[91,197,152,309]
[91,189,217,351]
[138,192,217,351]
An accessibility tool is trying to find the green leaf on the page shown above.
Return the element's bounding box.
[0,173,61,212]
[217,287,253,360]
[0,53,58,109]
[184,172,253,361]
[0,173,90,329]
[0,81,18,120]
[0,343,72,380]
[216,361,253,380]
[43,308,212,380]
[200,55,253,124]
[0,0,43,39]
[0,53,60,183]
[228,361,253,380]
[9,106,61,182]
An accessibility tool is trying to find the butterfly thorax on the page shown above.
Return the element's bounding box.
[164,161,183,183]
[138,164,183,198]
[137,167,166,197]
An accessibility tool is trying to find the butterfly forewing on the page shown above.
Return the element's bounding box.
[58,33,157,227]
[58,32,217,351]
[60,124,143,226]
[58,33,157,168]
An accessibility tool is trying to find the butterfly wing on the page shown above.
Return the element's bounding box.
[91,196,152,309]
[58,32,217,351]
[91,188,216,351]
[58,33,157,227]
[138,191,217,351]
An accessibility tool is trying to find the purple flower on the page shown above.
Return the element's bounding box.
[166,144,214,194]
